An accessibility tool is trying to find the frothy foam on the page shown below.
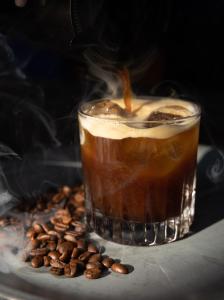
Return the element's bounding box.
[79,98,200,141]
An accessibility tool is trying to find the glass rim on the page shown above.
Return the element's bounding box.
[78,97,201,124]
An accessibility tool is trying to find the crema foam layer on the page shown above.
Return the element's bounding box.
[79,98,200,140]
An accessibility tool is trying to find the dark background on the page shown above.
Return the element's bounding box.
[0,0,224,154]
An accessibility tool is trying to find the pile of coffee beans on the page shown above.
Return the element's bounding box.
[18,185,130,279]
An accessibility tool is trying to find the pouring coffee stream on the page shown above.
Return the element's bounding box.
[119,68,133,113]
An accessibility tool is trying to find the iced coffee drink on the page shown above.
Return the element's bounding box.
[78,97,200,245]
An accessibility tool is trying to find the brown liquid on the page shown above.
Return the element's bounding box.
[81,123,199,223]
[119,68,132,113]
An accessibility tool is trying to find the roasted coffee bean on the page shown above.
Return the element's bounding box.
[70,259,85,271]
[49,235,58,242]
[30,239,40,250]
[54,226,66,233]
[54,224,69,233]
[102,257,114,269]
[64,264,77,278]
[87,244,99,254]
[33,223,44,234]
[48,230,61,239]
[58,241,75,254]
[65,230,83,238]
[72,221,85,229]
[30,248,48,256]
[40,241,47,248]
[88,253,102,263]
[75,207,85,216]
[55,209,70,217]
[59,252,70,262]
[36,233,50,241]
[84,268,101,279]
[111,263,129,274]
[60,186,72,198]
[42,223,51,233]
[78,251,92,262]
[50,217,59,225]
[48,251,60,260]
[71,247,80,258]
[62,216,72,225]
[44,256,51,267]
[64,234,77,243]
[76,239,86,250]
[31,256,44,268]
[50,267,64,276]
[47,241,57,251]
[50,259,66,269]
[74,191,84,205]
[52,193,64,204]
[26,228,36,239]
[86,262,102,270]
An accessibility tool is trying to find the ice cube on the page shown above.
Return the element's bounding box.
[147,104,192,122]
[150,105,191,119]
[147,111,182,121]
[86,100,126,117]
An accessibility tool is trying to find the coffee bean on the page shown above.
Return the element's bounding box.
[42,223,51,233]
[76,239,86,250]
[30,239,40,250]
[111,263,129,274]
[44,256,51,267]
[60,186,72,198]
[73,192,85,206]
[58,242,75,254]
[52,193,64,204]
[50,217,59,225]
[66,230,84,238]
[49,235,58,242]
[64,264,77,278]
[48,230,61,239]
[70,259,85,271]
[26,228,36,240]
[84,268,101,279]
[59,252,70,262]
[75,207,85,216]
[55,209,70,217]
[71,248,80,258]
[33,223,44,234]
[79,251,92,262]
[88,254,102,263]
[30,248,48,256]
[48,251,60,260]
[62,216,72,225]
[54,225,67,233]
[50,267,64,276]
[86,262,102,270]
[31,256,44,268]
[102,257,114,269]
[36,233,50,241]
[47,241,57,251]
[87,244,99,254]
[64,234,77,243]
[50,259,66,269]
[40,241,47,248]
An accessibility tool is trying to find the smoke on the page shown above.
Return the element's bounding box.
[206,149,224,184]
[83,49,123,100]
[83,46,160,102]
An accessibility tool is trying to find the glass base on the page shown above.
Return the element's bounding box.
[86,210,193,246]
